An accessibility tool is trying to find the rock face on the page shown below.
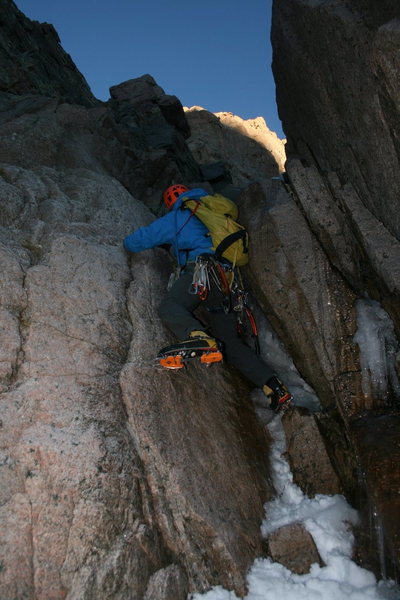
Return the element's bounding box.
[271,0,400,579]
[271,0,400,242]
[0,4,273,599]
[0,158,271,600]
[184,106,286,197]
[1,0,400,595]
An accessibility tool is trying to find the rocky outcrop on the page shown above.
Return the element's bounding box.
[184,106,286,197]
[0,4,273,599]
[0,76,201,219]
[281,408,342,498]
[0,0,97,106]
[267,523,323,574]
[109,76,202,214]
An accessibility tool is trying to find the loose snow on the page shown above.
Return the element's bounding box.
[189,416,399,600]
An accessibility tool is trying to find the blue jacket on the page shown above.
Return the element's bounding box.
[123,188,214,266]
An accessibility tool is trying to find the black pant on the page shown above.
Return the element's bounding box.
[158,269,275,388]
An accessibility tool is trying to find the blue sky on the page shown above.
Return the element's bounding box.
[15,0,283,137]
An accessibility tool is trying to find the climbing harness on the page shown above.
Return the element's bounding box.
[189,254,232,304]
[189,254,260,353]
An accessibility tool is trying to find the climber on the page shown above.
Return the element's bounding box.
[123,184,292,412]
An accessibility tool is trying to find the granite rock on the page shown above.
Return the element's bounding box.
[0,0,97,106]
[184,106,285,197]
[271,0,400,240]
[267,523,324,574]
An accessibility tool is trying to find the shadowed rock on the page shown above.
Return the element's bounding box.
[282,408,342,498]
[271,0,400,578]
[0,0,98,106]
[271,0,400,241]
[351,412,400,576]
[143,564,189,600]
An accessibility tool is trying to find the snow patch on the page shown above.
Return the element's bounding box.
[254,305,321,412]
[189,417,399,600]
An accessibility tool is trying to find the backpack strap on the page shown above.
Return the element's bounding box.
[176,200,201,235]
[214,229,248,261]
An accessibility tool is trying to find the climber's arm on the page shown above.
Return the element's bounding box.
[123,213,174,253]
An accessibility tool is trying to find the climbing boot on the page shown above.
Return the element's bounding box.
[188,330,218,349]
[263,376,293,413]
[157,331,222,369]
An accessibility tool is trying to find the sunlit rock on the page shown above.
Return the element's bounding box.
[184,106,286,196]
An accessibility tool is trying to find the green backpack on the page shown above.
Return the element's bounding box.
[182,193,249,266]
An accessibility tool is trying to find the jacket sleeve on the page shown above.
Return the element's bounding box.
[123,214,173,253]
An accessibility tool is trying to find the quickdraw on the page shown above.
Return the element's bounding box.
[190,254,232,301]
[189,254,260,354]
[189,256,210,299]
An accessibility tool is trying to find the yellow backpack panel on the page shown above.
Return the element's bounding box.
[182,194,249,266]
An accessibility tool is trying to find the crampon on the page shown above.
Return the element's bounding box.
[273,392,293,413]
[264,376,294,414]
[157,341,223,370]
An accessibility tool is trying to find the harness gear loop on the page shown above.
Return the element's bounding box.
[189,254,260,354]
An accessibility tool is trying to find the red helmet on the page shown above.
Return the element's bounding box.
[163,184,189,209]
